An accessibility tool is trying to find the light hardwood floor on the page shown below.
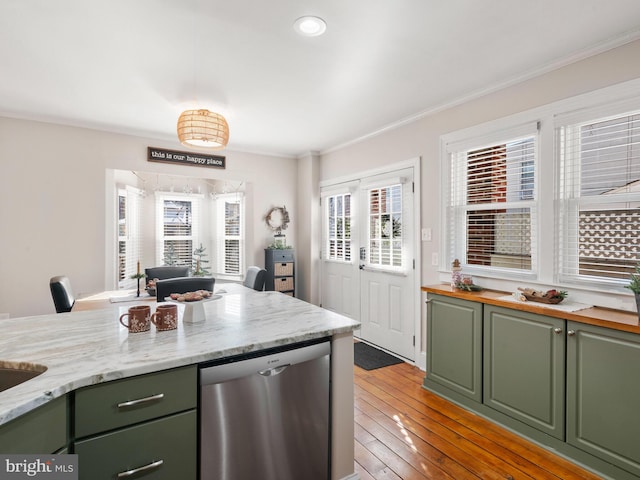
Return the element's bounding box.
[354,362,603,480]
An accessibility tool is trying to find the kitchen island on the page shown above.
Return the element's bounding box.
[0,284,360,480]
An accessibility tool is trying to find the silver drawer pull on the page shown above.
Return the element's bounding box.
[117,393,164,409]
[117,459,163,478]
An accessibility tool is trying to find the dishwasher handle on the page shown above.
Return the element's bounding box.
[258,364,290,377]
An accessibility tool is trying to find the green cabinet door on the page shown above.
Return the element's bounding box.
[0,395,67,453]
[483,305,565,439]
[566,321,640,478]
[425,294,482,402]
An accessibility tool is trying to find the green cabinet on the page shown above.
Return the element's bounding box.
[0,394,67,453]
[483,305,565,439]
[425,294,482,402]
[423,293,640,480]
[72,365,197,480]
[566,321,640,478]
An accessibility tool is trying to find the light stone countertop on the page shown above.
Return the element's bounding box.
[0,284,360,426]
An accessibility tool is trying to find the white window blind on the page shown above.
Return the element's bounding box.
[557,110,640,287]
[216,193,244,276]
[446,124,538,274]
[118,186,143,289]
[155,193,201,269]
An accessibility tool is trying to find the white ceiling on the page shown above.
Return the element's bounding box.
[1,1,640,157]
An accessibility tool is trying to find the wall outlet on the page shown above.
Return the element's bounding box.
[421,228,432,241]
[431,253,439,266]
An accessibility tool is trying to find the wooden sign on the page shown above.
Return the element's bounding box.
[147,147,225,169]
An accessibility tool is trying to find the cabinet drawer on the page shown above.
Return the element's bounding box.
[274,276,294,292]
[74,365,196,438]
[0,395,67,453]
[269,250,294,262]
[274,262,294,276]
[74,410,196,480]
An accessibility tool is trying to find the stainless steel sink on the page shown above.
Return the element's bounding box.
[0,362,47,393]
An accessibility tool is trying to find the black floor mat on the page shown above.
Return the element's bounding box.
[354,342,403,370]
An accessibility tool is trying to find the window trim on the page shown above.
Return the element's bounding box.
[442,121,540,281]
[321,181,358,265]
[438,77,640,305]
[215,192,245,280]
[117,185,144,289]
[556,108,640,290]
[155,192,203,269]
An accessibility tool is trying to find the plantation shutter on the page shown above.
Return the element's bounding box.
[216,193,244,276]
[119,186,143,289]
[320,181,358,263]
[155,193,201,268]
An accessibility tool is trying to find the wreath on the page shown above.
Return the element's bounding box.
[265,206,290,235]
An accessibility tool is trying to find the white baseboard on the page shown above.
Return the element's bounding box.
[339,473,360,480]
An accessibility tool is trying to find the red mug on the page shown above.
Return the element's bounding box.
[151,304,178,331]
[119,305,151,333]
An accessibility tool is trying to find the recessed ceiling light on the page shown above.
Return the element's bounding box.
[293,16,327,37]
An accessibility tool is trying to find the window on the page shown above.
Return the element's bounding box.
[326,193,352,262]
[118,186,143,289]
[557,110,640,287]
[118,190,127,283]
[368,185,402,268]
[216,193,244,276]
[155,193,201,269]
[446,123,538,274]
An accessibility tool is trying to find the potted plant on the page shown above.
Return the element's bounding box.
[624,264,640,317]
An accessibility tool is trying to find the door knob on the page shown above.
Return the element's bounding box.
[553,328,563,334]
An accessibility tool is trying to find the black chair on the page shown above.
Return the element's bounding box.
[243,266,266,291]
[145,266,190,283]
[50,276,75,313]
[155,277,215,301]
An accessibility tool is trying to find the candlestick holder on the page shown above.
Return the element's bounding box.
[130,272,146,297]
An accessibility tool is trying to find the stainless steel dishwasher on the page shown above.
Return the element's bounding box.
[199,338,331,480]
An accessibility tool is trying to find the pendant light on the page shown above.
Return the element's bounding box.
[177,109,229,149]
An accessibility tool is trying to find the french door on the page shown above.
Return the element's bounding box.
[321,167,416,360]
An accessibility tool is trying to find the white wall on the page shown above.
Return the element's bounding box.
[318,39,640,351]
[0,119,297,318]
[4,39,640,320]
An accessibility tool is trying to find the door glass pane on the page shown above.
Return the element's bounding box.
[368,185,402,268]
[326,193,351,262]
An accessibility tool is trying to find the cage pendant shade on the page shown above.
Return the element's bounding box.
[177,109,229,149]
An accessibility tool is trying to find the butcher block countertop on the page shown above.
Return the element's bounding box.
[422,284,640,335]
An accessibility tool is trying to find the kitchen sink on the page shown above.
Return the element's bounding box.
[0,362,47,393]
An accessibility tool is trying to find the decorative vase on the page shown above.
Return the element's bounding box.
[451,259,462,288]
